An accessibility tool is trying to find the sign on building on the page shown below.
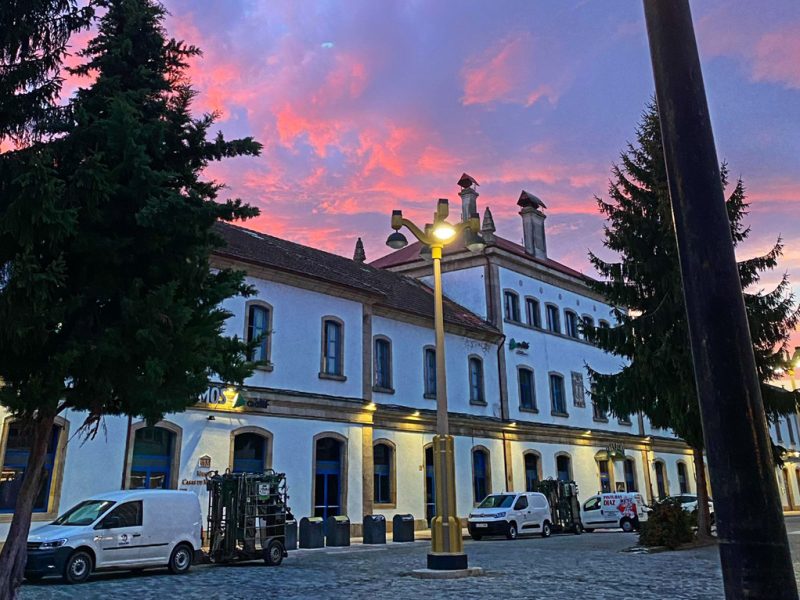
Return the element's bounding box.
[571,371,586,407]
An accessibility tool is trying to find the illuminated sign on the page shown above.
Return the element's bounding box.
[196,384,270,412]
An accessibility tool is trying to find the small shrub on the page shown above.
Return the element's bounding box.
[639,499,694,549]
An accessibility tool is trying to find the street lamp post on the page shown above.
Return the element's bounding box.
[386,199,485,571]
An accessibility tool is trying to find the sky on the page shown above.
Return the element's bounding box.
[63,0,800,354]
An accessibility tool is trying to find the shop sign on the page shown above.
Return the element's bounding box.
[196,384,270,412]
[606,442,626,460]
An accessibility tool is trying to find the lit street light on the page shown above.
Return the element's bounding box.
[386,198,484,571]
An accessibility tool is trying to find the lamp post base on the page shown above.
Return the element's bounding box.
[427,552,468,570]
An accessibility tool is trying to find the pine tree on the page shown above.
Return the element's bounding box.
[585,102,799,539]
[0,1,261,595]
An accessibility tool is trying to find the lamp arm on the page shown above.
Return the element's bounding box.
[400,218,430,244]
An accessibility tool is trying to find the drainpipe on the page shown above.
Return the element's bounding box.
[120,415,132,489]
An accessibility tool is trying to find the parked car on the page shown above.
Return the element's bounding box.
[467,492,552,540]
[26,489,202,584]
[581,492,649,532]
[664,493,715,524]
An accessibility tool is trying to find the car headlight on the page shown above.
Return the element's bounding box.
[39,539,68,549]
[494,512,506,518]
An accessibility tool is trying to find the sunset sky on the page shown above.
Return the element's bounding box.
[66,1,800,352]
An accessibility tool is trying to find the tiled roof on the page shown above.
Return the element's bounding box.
[213,222,500,337]
[370,234,590,282]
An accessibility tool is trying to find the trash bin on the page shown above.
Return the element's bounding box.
[326,515,351,547]
[363,514,386,544]
[299,517,324,549]
[285,519,298,550]
[392,514,415,542]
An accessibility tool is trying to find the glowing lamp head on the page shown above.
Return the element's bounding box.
[432,223,456,241]
[386,231,408,249]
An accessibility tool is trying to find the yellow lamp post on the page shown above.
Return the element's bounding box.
[789,346,800,392]
[386,199,484,571]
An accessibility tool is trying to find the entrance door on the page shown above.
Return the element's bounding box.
[130,427,174,489]
[424,446,435,525]
[314,438,343,524]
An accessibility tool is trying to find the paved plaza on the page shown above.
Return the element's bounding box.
[19,517,800,600]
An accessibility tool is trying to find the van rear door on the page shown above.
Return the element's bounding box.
[138,496,178,564]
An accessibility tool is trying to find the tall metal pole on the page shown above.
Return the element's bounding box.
[428,244,467,570]
[643,1,798,597]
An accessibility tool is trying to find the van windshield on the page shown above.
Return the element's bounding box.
[478,494,515,509]
[53,500,116,526]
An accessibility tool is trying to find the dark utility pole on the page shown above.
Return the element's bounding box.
[643,1,798,598]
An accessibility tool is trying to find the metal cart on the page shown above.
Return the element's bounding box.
[535,478,583,534]
[206,470,290,566]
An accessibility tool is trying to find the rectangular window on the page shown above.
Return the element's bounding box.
[550,374,566,415]
[518,368,535,410]
[546,305,560,333]
[247,304,270,363]
[469,358,485,404]
[323,320,342,375]
[374,338,392,389]
[504,291,520,322]
[776,422,783,442]
[526,298,541,328]
[592,399,607,421]
[581,315,594,340]
[565,311,579,338]
[424,348,436,397]
[571,372,585,407]
[787,418,796,445]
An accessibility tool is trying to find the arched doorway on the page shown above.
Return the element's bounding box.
[130,426,176,489]
[624,458,638,492]
[424,445,435,525]
[314,436,344,522]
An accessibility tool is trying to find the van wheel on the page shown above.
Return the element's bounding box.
[168,544,193,574]
[541,521,552,538]
[63,550,93,584]
[470,533,483,541]
[264,539,285,566]
[505,522,518,540]
[620,518,634,533]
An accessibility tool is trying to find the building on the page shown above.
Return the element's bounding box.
[2,176,798,539]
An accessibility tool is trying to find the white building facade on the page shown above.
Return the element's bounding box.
[2,180,798,540]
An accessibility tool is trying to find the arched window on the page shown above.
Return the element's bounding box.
[0,419,67,514]
[423,346,436,398]
[231,429,271,473]
[524,452,541,492]
[468,356,485,404]
[545,304,560,333]
[677,461,689,494]
[518,367,536,411]
[472,447,491,503]
[654,460,668,499]
[321,318,344,377]
[503,290,520,322]
[624,458,638,492]
[549,373,567,415]
[128,423,181,489]
[373,441,395,506]
[245,301,272,365]
[564,310,580,338]
[598,319,611,329]
[313,434,347,521]
[525,297,541,328]
[373,336,393,391]
[598,459,612,493]
[581,315,594,340]
[556,454,572,482]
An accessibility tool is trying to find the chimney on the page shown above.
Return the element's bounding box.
[517,190,547,258]
[353,237,366,263]
[457,172,480,222]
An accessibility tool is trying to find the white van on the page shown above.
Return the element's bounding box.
[581,492,649,532]
[467,492,552,540]
[25,489,202,584]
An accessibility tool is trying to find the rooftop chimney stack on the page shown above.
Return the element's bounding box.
[457,172,480,222]
[517,190,547,259]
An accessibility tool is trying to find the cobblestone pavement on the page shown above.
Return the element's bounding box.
[19,517,800,600]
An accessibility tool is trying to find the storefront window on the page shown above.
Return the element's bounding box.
[130,426,175,489]
[0,423,61,513]
[598,459,611,493]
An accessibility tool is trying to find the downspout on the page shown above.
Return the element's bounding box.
[120,415,132,489]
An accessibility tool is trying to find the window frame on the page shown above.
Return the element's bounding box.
[523,450,543,492]
[319,316,346,380]
[471,446,492,505]
[654,460,669,499]
[545,303,561,334]
[372,335,394,393]
[423,345,437,399]
[517,366,537,412]
[468,355,486,405]
[503,290,521,323]
[244,300,274,369]
[373,439,397,508]
[624,458,638,493]
[564,309,580,339]
[229,426,273,473]
[525,297,542,328]
[676,461,689,494]
[310,432,348,517]
[549,372,568,416]
[0,417,69,522]
[124,420,183,491]
[555,452,573,483]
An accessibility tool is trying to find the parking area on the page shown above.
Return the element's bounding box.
[17,517,800,600]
